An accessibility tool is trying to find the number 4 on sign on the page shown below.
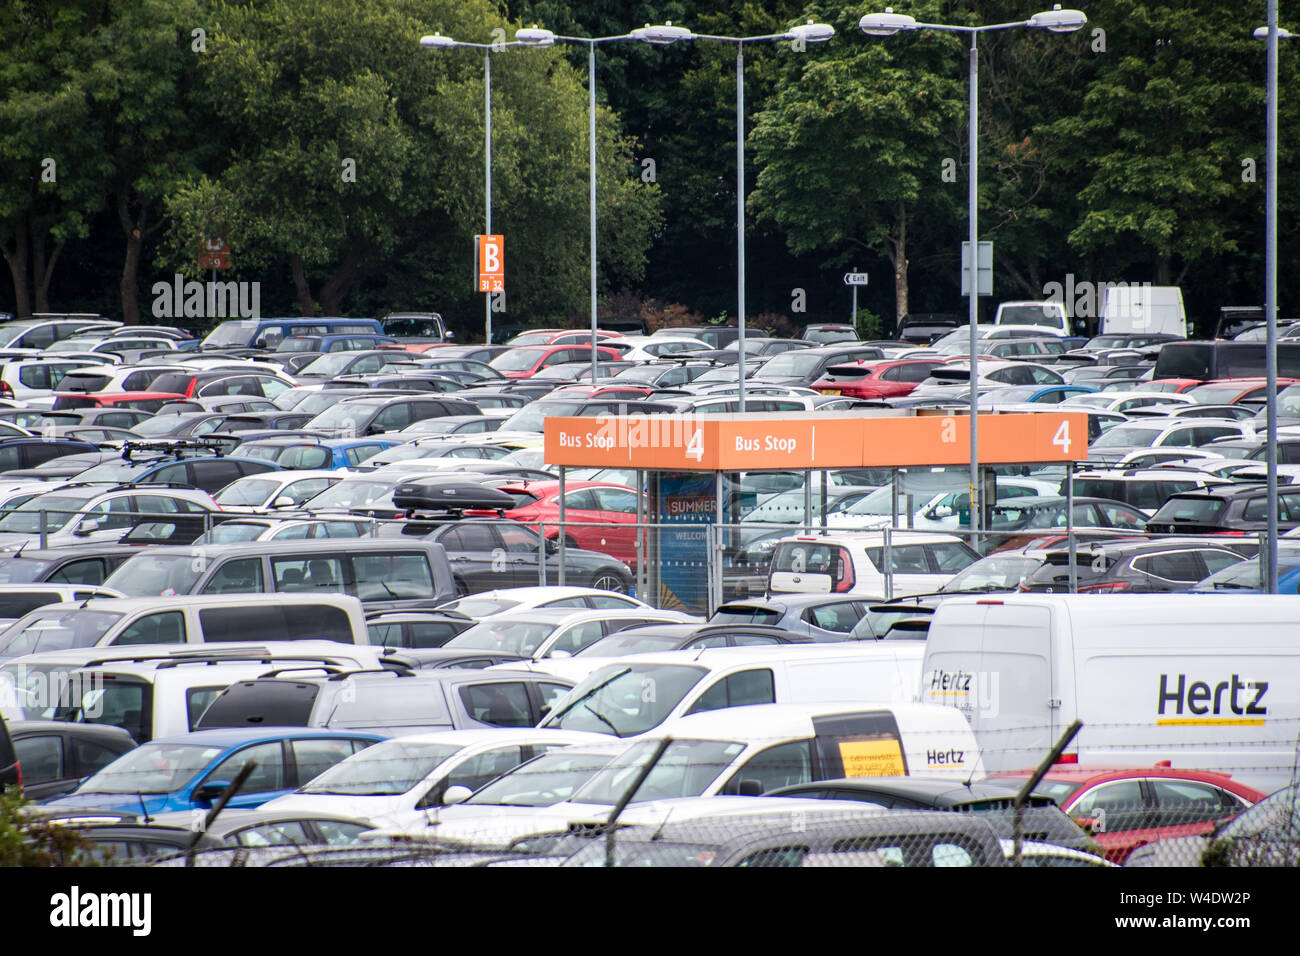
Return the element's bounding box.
[1052,420,1071,454]
[685,429,704,462]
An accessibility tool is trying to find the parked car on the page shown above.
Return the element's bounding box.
[767,531,981,598]
[7,721,137,800]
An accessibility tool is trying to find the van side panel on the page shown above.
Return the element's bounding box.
[781,651,921,706]
[922,602,1057,774]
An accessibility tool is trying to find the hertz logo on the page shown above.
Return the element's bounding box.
[1157,674,1267,725]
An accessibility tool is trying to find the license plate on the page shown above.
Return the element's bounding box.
[821,389,841,396]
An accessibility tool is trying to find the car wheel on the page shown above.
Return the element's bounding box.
[591,572,629,594]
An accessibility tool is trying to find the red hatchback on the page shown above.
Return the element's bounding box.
[810,359,945,400]
[490,480,644,568]
[489,344,623,379]
[988,763,1267,863]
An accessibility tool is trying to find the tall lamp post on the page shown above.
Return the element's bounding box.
[514,27,634,383]
[632,21,835,411]
[1253,18,1296,593]
[420,33,524,346]
[859,5,1086,534]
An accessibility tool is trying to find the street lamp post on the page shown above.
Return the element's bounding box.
[631,22,834,411]
[421,33,525,346]
[1253,17,1296,593]
[859,5,1086,535]
[514,28,634,384]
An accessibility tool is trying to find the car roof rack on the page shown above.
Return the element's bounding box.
[79,650,354,669]
[323,666,416,681]
[120,438,227,461]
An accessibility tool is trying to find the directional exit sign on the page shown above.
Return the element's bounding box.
[843,272,869,286]
[475,234,504,293]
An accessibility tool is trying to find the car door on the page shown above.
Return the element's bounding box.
[369,401,413,434]
[496,522,546,588]
[289,737,372,788]
[73,494,138,542]
[12,733,73,800]
[1144,778,1253,848]
[192,741,289,810]
[437,523,505,592]
[1065,779,1153,863]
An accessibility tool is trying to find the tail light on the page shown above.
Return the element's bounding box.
[1079,581,1131,593]
[0,381,12,399]
[832,547,855,593]
[1055,753,1079,764]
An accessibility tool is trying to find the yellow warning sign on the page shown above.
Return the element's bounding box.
[839,739,906,777]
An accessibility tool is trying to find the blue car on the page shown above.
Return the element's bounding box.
[1190,555,1300,594]
[42,728,384,816]
[231,437,401,470]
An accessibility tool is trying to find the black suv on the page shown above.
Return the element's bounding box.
[1146,484,1300,535]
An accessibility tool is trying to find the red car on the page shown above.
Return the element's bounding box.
[988,763,1267,863]
[51,391,187,413]
[810,359,945,400]
[1184,377,1300,406]
[489,344,624,379]
[1143,378,1205,393]
[486,480,644,568]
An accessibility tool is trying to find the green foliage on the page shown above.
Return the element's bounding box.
[854,306,882,340]
[0,786,100,866]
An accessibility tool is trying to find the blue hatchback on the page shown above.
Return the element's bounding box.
[42,728,384,816]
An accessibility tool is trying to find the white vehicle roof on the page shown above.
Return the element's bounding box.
[654,700,973,742]
[439,586,651,613]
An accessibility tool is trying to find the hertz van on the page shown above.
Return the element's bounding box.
[921,594,1300,792]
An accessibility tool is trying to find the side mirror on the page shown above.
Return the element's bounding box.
[194,779,232,803]
[442,785,473,806]
[549,649,572,660]
[74,519,101,537]
[272,496,295,508]
[736,779,765,797]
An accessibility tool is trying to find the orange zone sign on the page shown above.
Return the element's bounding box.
[543,412,1088,470]
[475,234,504,293]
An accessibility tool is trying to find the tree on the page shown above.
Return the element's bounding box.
[748,4,965,323]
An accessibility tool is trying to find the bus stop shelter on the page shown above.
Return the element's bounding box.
[544,409,1089,613]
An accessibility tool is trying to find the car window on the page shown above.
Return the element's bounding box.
[235,821,312,847]
[722,740,813,795]
[200,558,264,594]
[441,524,499,553]
[586,594,636,610]
[206,741,285,794]
[1133,551,1205,583]
[496,524,538,555]
[592,488,639,513]
[351,552,434,600]
[442,745,525,794]
[928,542,977,573]
[807,602,862,632]
[459,683,533,727]
[1148,779,1238,826]
[86,495,136,532]
[1071,780,1148,832]
[547,621,604,657]
[562,490,598,510]
[686,669,776,715]
[292,737,366,787]
[187,687,225,730]
[72,737,125,776]
[114,611,186,646]
[1201,550,1246,576]
[14,734,64,782]
[49,559,106,585]
[272,556,343,592]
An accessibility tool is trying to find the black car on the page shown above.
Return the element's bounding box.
[0,437,98,474]
[1018,537,1255,593]
[1146,483,1300,535]
[751,344,888,386]
[305,395,480,437]
[9,721,137,800]
[0,543,144,586]
[364,608,476,649]
[765,777,1096,853]
[380,518,633,595]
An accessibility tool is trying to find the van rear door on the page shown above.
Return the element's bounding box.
[812,711,908,778]
[923,601,1057,773]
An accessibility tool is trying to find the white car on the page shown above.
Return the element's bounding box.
[441,607,697,661]
[0,360,104,402]
[212,470,344,514]
[825,477,1060,531]
[768,531,980,598]
[437,586,652,618]
[1061,390,1195,414]
[260,728,607,827]
[607,335,709,361]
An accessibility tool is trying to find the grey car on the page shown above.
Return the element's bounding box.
[707,595,877,642]
[195,668,576,736]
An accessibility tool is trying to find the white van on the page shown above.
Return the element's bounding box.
[538,644,924,739]
[1100,285,1186,337]
[416,701,978,847]
[921,594,1300,791]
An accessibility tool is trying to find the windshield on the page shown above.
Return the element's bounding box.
[276,337,320,353]
[300,352,377,377]
[464,750,617,807]
[490,349,550,372]
[1090,424,1164,449]
[0,609,122,656]
[204,523,267,543]
[202,321,257,348]
[1192,557,1300,591]
[942,555,1044,591]
[754,351,826,380]
[104,553,204,596]
[78,742,226,795]
[575,633,684,657]
[1150,496,1226,526]
[445,620,558,657]
[300,740,462,795]
[498,401,585,434]
[216,479,281,507]
[0,492,98,533]
[305,401,381,431]
[1219,784,1300,840]
[569,737,745,805]
[547,664,706,737]
[302,479,391,509]
[0,557,53,584]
